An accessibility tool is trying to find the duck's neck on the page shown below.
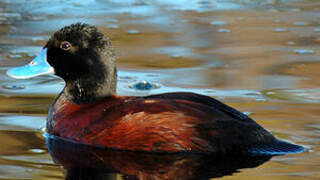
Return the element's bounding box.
[63,66,117,104]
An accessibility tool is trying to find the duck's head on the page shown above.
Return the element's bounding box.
[7,23,117,103]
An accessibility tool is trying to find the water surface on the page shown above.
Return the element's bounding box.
[0,0,319,179]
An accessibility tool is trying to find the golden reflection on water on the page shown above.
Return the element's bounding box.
[0,0,320,179]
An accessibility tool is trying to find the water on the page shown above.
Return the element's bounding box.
[0,0,320,179]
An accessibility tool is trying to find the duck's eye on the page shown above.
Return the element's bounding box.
[60,41,72,51]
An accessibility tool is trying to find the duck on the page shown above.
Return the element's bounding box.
[7,23,305,154]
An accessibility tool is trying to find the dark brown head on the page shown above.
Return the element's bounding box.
[46,23,116,82]
[9,23,117,104]
[46,23,117,103]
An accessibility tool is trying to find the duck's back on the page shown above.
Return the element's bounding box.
[48,92,302,154]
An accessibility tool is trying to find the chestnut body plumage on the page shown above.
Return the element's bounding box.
[8,23,305,154]
[48,92,275,153]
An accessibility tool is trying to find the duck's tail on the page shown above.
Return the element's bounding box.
[249,139,307,156]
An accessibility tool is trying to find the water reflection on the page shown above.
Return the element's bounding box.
[1,0,320,179]
[47,135,272,180]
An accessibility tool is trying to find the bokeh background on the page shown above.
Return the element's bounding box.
[0,0,319,179]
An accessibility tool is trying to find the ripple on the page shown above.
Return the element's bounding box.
[293,22,308,26]
[31,36,50,42]
[264,89,320,103]
[0,12,21,19]
[28,16,46,21]
[106,19,118,23]
[314,28,320,32]
[217,28,231,33]
[273,28,288,32]
[170,54,182,58]
[146,74,159,77]
[106,24,119,29]
[8,46,42,56]
[255,98,267,102]
[127,29,140,34]
[294,49,314,55]
[153,46,193,57]
[29,149,45,154]
[266,91,275,95]
[0,113,47,129]
[119,76,136,80]
[245,92,261,96]
[8,54,22,59]
[2,85,25,90]
[129,80,160,90]
[287,41,296,45]
[133,1,149,6]
[210,21,227,26]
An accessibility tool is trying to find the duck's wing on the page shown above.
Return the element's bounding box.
[146,92,251,122]
[145,92,306,155]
